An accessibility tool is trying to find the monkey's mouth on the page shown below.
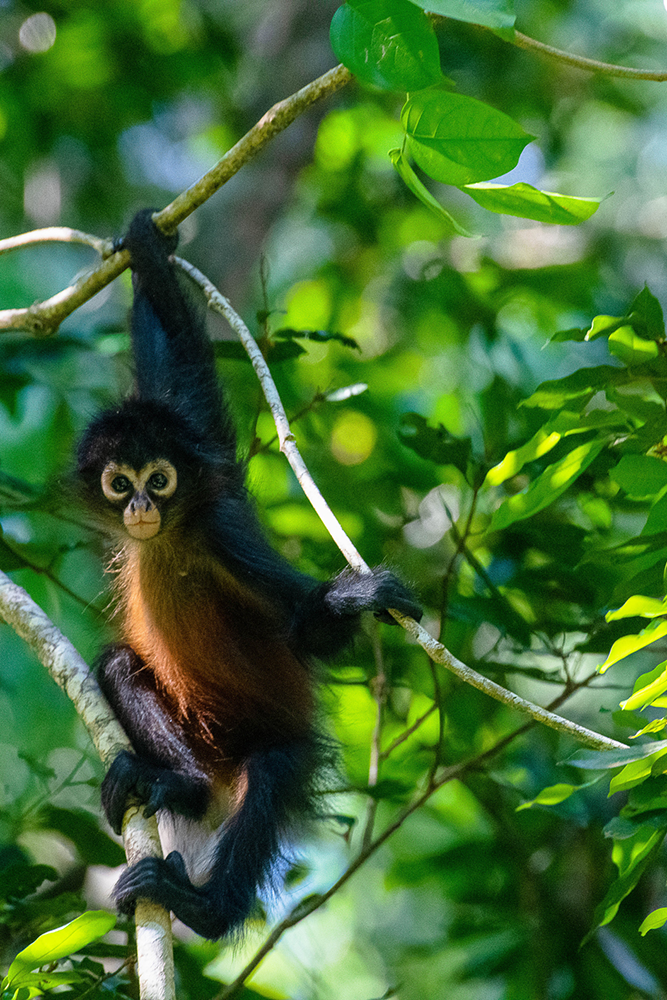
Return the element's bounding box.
[124,508,161,540]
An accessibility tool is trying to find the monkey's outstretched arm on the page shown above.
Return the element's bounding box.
[121,209,236,454]
[210,495,422,659]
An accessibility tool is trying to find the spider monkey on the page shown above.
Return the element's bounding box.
[76,209,422,940]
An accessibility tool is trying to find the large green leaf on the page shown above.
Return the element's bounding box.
[521,365,631,409]
[567,742,667,770]
[608,325,660,365]
[621,663,667,712]
[486,410,627,487]
[330,0,442,91]
[600,619,667,673]
[402,89,533,186]
[627,285,666,341]
[409,0,515,29]
[610,454,667,500]
[4,911,116,989]
[488,436,606,532]
[586,823,667,940]
[463,182,601,225]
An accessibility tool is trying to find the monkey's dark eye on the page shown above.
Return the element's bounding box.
[110,475,131,493]
[148,472,169,491]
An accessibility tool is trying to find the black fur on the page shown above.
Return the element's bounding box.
[79,209,422,939]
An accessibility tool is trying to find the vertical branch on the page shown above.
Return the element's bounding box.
[362,625,388,851]
[0,571,175,1000]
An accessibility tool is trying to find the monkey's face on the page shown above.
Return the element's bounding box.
[100,459,177,540]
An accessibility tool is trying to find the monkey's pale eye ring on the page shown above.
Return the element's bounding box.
[142,461,177,497]
[101,463,136,501]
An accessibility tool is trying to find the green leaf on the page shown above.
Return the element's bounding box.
[330,0,442,91]
[516,781,593,811]
[600,619,667,673]
[610,454,667,499]
[274,327,360,350]
[586,824,667,940]
[0,534,30,572]
[639,907,667,935]
[5,911,116,988]
[566,742,667,770]
[621,663,667,712]
[521,365,630,409]
[627,285,665,341]
[606,595,667,621]
[462,181,600,225]
[632,718,667,738]
[402,89,533,186]
[398,412,474,478]
[408,0,515,30]
[610,747,667,794]
[608,325,660,365]
[0,863,57,902]
[584,313,626,340]
[41,806,126,867]
[485,425,565,487]
[389,148,475,235]
[548,326,589,343]
[488,436,606,532]
[485,410,626,487]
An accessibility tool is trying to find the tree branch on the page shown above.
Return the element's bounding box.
[0,64,351,337]
[0,570,175,1000]
[511,29,667,81]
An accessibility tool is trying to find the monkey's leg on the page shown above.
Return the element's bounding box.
[98,644,212,834]
[111,737,320,939]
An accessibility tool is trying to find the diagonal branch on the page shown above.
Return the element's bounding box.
[0,65,351,337]
[175,256,627,755]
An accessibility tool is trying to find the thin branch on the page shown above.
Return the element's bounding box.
[0,64,351,337]
[380,703,437,762]
[511,29,667,81]
[0,227,109,256]
[431,14,667,82]
[361,625,387,851]
[177,258,627,755]
[157,64,351,231]
[0,571,175,1000]
[0,535,105,617]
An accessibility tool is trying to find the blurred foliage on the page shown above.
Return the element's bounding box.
[5,0,667,998]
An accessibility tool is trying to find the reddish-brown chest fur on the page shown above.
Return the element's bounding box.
[115,533,313,770]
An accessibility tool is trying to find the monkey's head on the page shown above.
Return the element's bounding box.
[76,397,224,541]
[98,458,177,540]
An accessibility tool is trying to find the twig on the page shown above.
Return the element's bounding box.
[362,625,387,850]
[176,258,627,754]
[0,227,109,256]
[511,29,667,81]
[0,535,105,617]
[431,15,667,82]
[0,64,351,336]
[379,703,437,761]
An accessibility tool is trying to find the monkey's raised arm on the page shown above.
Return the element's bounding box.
[121,210,235,454]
